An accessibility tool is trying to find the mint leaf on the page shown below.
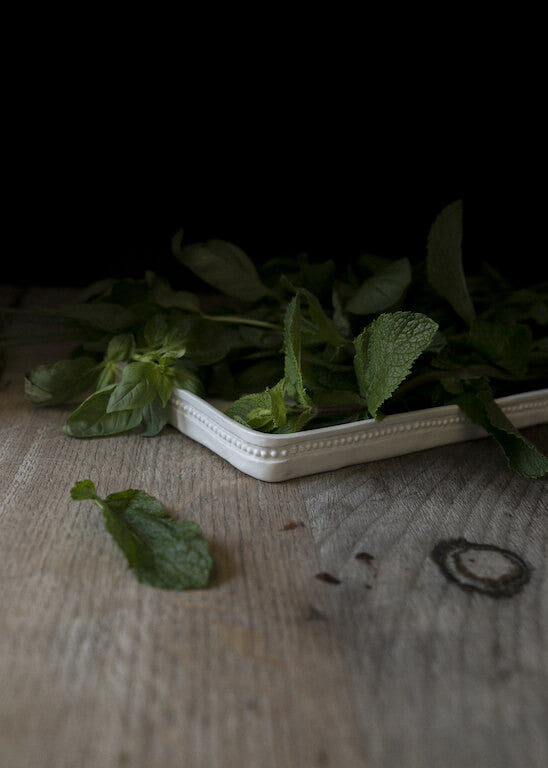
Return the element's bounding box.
[468,319,532,377]
[176,317,241,366]
[426,199,475,325]
[70,479,98,500]
[299,288,347,347]
[56,302,137,333]
[63,386,144,437]
[70,481,213,589]
[354,312,438,418]
[455,381,548,478]
[172,365,203,396]
[346,257,411,315]
[143,314,169,349]
[107,361,160,412]
[225,380,288,431]
[146,272,201,313]
[140,397,170,436]
[24,357,99,406]
[283,295,312,407]
[277,407,314,433]
[96,362,117,390]
[106,333,135,363]
[173,232,269,303]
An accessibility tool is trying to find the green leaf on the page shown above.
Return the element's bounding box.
[107,362,160,412]
[225,380,288,431]
[70,481,213,589]
[226,392,272,428]
[426,199,475,325]
[140,396,170,436]
[455,381,548,478]
[173,232,269,303]
[106,333,135,363]
[354,312,439,418]
[313,389,369,414]
[146,272,201,313]
[172,365,204,396]
[63,386,144,437]
[299,288,347,346]
[156,371,174,407]
[275,406,314,433]
[468,320,532,377]
[346,258,411,315]
[24,357,99,406]
[57,302,137,333]
[332,288,352,338]
[283,295,311,407]
[95,362,117,390]
[143,314,169,349]
[76,278,119,303]
[175,317,241,366]
[70,479,98,500]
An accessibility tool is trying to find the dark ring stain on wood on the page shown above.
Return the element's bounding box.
[431,538,532,598]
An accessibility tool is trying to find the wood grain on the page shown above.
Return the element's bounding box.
[1,287,547,768]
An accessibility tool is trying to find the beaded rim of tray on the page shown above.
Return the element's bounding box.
[167,388,548,482]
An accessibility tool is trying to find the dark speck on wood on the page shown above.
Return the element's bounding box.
[315,572,341,585]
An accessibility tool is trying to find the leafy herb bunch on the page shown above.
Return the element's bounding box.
[5,200,548,477]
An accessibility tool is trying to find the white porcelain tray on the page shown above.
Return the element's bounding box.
[168,388,548,482]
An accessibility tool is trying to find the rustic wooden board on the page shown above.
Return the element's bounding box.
[1,287,547,768]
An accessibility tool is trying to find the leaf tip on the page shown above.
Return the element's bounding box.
[70,479,97,500]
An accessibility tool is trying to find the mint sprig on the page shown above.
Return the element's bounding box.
[453,380,548,479]
[70,480,213,590]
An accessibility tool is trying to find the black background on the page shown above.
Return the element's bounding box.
[3,27,546,292]
[5,128,543,289]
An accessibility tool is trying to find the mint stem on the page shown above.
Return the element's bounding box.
[201,313,280,330]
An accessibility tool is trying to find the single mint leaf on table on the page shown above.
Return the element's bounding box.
[70,480,213,590]
[426,199,476,326]
[454,380,548,479]
[354,311,439,419]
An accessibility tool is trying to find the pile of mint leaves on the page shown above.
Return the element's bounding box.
[5,199,548,478]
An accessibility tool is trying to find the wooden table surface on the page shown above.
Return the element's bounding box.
[1,287,547,768]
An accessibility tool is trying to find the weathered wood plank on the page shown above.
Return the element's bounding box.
[298,429,548,768]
